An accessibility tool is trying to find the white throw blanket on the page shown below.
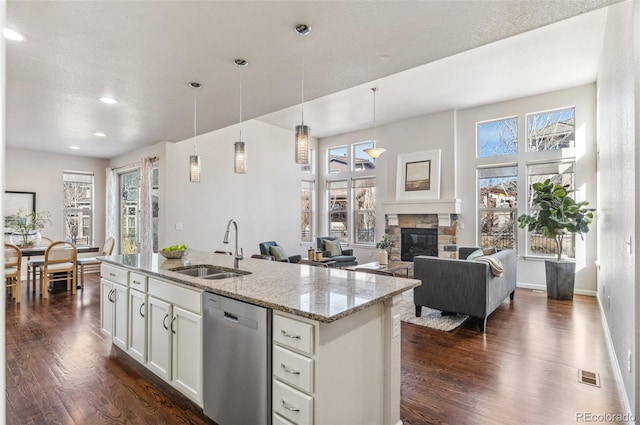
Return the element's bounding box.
[474,255,504,277]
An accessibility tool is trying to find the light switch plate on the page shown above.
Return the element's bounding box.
[175,223,183,230]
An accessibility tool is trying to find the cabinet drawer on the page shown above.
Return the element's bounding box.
[129,272,148,292]
[273,380,313,425]
[273,314,314,355]
[273,345,314,393]
[101,264,129,286]
[148,277,201,314]
[273,413,297,425]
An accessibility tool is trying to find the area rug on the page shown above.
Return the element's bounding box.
[399,290,469,331]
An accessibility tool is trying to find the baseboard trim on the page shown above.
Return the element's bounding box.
[516,282,596,297]
[597,294,635,424]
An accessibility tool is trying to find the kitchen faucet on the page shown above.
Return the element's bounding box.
[223,219,243,268]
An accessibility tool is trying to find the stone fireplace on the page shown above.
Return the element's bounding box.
[384,213,460,261]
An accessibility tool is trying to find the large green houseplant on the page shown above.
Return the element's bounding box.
[517,179,594,299]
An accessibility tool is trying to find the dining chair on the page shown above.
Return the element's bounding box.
[250,254,275,261]
[5,243,22,303]
[26,236,53,292]
[41,241,77,299]
[77,237,115,289]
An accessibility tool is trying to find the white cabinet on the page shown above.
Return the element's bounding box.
[171,305,202,403]
[147,296,171,381]
[100,263,129,351]
[128,287,147,363]
[272,306,387,425]
[147,277,203,406]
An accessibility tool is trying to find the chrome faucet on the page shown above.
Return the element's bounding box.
[223,219,243,268]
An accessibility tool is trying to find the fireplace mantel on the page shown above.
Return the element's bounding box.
[382,199,461,227]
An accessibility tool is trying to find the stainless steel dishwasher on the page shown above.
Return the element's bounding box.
[203,292,272,425]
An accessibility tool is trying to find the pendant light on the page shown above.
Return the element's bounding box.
[234,59,248,174]
[294,24,311,165]
[189,82,202,182]
[364,87,386,159]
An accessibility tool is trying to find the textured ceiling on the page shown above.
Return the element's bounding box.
[5,0,619,158]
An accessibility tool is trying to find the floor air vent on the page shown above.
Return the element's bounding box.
[578,369,600,387]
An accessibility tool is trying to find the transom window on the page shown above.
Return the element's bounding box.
[527,107,575,152]
[352,141,376,171]
[328,146,348,174]
[477,116,518,158]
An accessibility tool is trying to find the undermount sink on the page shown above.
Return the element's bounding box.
[170,265,251,280]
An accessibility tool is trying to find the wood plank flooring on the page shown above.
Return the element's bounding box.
[6,275,626,424]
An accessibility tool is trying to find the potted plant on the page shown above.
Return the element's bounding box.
[517,179,594,300]
[8,209,52,248]
[376,234,395,266]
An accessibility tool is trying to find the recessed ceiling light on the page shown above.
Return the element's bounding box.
[99,97,119,104]
[69,146,80,150]
[3,28,25,41]
[94,132,106,137]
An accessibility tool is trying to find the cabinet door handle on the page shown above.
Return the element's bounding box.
[108,289,115,303]
[280,363,301,375]
[109,272,116,277]
[281,399,300,412]
[170,317,176,334]
[139,302,145,318]
[132,280,141,285]
[281,329,301,340]
[163,314,169,330]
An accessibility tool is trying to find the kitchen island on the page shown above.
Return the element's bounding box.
[99,250,420,425]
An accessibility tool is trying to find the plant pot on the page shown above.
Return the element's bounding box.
[10,230,41,248]
[379,249,388,265]
[544,260,576,300]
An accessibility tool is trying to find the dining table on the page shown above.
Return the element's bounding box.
[19,244,100,258]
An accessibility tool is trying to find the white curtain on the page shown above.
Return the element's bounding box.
[105,167,118,253]
[139,157,154,255]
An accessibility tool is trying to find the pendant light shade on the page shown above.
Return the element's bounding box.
[294,24,311,165]
[234,141,246,174]
[188,82,202,183]
[364,87,385,160]
[189,155,201,182]
[234,59,248,174]
[295,124,310,164]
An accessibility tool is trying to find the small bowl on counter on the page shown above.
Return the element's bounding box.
[159,249,190,260]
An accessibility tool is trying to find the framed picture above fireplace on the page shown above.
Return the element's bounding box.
[396,150,441,200]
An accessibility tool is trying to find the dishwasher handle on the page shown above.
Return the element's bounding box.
[224,311,239,322]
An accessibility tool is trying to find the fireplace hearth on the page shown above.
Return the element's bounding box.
[401,228,438,262]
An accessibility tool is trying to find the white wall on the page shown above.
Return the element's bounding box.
[596,0,636,415]
[457,84,598,293]
[112,120,315,260]
[5,147,108,246]
[318,110,456,260]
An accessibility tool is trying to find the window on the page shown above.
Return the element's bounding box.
[527,107,575,152]
[327,179,348,242]
[526,160,576,257]
[477,117,518,158]
[328,146,348,174]
[301,180,315,242]
[353,177,376,244]
[63,171,94,245]
[301,148,314,174]
[478,165,517,250]
[352,141,376,171]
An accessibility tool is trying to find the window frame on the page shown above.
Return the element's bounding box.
[352,176,376,245]
[300,179,315,243]
[63,170,94,245]
[477,164,518,251]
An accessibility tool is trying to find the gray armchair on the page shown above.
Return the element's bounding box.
[259,241,301,263]
[413,247,516,332]
[316,237,358,268]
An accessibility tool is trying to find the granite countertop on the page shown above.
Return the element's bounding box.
[99,250,421,323]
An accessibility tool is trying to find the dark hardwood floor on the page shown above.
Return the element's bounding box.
[6,275,626,424]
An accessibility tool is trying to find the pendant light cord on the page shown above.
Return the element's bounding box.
[239,67,243,141]
[193,90,197,155]
[372,88,377,141]
[300,54,305,125]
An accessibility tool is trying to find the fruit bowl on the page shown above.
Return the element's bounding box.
[159,247,190,259]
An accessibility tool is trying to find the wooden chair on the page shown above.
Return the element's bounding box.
[41,241,77,299]
[5,243,22,303]
[26,236,53,292]
[77,237,115,288]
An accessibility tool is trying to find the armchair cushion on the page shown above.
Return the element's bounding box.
[324,239,342,257]
[269,245,288,262]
